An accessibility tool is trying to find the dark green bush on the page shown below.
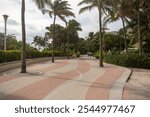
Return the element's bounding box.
[94,51,106,59]
[0,50,67,63]
[0,51,6,63]
[76,51,80,57]
[69,50,80,57]
[104,53,150,69]
[0,50,21,63]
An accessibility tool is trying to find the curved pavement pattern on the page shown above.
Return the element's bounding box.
[0,55,131,100]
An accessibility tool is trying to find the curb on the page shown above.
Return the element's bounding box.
[0,57,77,73]
[109,67,132,100]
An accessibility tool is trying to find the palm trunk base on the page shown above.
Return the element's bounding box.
[51,57,54,63]
[20,66,26,73]
[99,59,104,67]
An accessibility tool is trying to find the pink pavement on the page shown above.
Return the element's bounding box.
[0,57,130,100]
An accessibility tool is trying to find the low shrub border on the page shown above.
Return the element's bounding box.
[104,53,150,69]
[0,50,79,63]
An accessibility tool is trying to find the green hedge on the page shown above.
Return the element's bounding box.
[104,53,150,69]
[94,51,106,59]
[26,50,66,58]
[0,50,66,63]
[0,50,21,63]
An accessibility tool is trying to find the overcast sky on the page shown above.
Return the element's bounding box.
[0,0,122,43]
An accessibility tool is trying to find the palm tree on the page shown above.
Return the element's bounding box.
[102,0,130,53]
[32,36,46,50]
[42,0,75,62]
[78,0,113,67]
[118,0,144,55]
[46,24,65,50]
[65,19,82,59]
[20,0,49,73]
[20,0,26,73]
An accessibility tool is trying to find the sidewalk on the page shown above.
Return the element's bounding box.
[0,56,131,100]
[123,68,150,100]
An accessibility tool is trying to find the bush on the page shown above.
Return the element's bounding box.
[104,53,150,69]
[94,51,105,59]
[76,51,80,57]
[69,50,80,57]
[0,50,67,63]
[0,50,21,63]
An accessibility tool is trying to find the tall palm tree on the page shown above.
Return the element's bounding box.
[20,0,26,73]
[42,0,75,62]
[65,19,82,59]
[118,0,144,55]
[78,0,113,67]
[103,0,129,52]
[20,0,49,73]
[104,9,129,52]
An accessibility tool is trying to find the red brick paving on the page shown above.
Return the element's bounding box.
[0,58,128,100]
[122,86,130,100]
[0,60,68,85]
[0,76,16,84]
[85,65,124,100]
[3,60,90,100]
[39,60,68,73]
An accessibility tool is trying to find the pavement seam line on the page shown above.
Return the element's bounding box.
[0,60,76,99]
[43,60,105,100]
[109,68,131,100]
[43,69,83,99]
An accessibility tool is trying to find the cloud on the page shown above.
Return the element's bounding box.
[0,0,122,44]
[10,0,21,6]
[8,19,20,25]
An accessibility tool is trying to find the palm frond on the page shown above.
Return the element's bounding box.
[78,0,94,6]
[42,9,53,18]
[33,0,49,9]
[58,15,66,23]
[58,10,75,17]
[43,0,75,22]
[79,5,96,14]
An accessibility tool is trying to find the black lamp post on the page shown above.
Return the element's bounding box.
[3,14,9,50]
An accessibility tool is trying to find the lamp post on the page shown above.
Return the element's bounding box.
[3,14,9,50]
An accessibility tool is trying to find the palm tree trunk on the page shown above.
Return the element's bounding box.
[137,11,142,55]
[119,36,122,51]
[66,22,70,59]
[52,15,56,63]
[121,17,127,52]
[98,7,104,67]
[20,0,26,73]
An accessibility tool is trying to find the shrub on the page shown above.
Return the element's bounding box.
[94,51,106,59]
[0,50,67,63]
[104,53,150,69]
[69,50,80,57]
[0,51,6,63]
[0,50,21,63]
[76,51,80,57]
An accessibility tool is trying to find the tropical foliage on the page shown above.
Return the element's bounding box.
[1,0,150,70]
[42,0,75,62]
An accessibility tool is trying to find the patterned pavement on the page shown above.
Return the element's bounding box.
[0,56,130,100]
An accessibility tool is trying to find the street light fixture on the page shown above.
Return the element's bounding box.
[3,14,9,50]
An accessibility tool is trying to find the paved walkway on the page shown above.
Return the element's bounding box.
[0,55,131,100]
[123,68,150,100]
